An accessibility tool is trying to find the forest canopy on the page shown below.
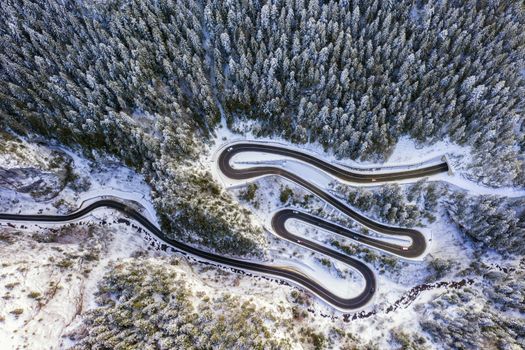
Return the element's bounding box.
[1,0,524,254]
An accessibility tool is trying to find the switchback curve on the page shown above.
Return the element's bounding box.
[0,200,374,310]
[217,142,449,307]
[218,142,447,258]
[0,142,446,311]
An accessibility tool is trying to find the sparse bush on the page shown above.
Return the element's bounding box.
[27,291,41,299]
[335,182,444,227]
[10,308,23,316]
[280,186,294,204]
[56,258,74,269]
[4,282,19,290]
[427,258,454,282]
[319,258,331,268]
[240,183,258,202]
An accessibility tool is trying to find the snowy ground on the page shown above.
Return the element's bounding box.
[0,136,368,347]
[208,124,525,198]
[0,137,304,349]
[0,220,145,349]
[1,127,521,349]
[0,138,158,224]
[0,137,161,349]
[206,128,449,292]
[202,123,520,347]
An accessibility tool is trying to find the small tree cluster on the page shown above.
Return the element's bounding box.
[446,193,525,255]
[71,260,290,349]
[334,181,443,227]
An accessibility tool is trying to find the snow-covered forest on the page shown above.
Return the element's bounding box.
[1,0,268,256]
[211,0,525,187]
[2,0,525,254]
[1,0,525,349]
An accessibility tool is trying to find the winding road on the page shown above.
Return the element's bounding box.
[219,142,448,260]
[0,142,448,310]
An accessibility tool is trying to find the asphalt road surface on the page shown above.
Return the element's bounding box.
[0,200,374,309]
[0,142,447,310]
[218,142,448,183]
[218,142,448,258]
[216,142,448,306]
